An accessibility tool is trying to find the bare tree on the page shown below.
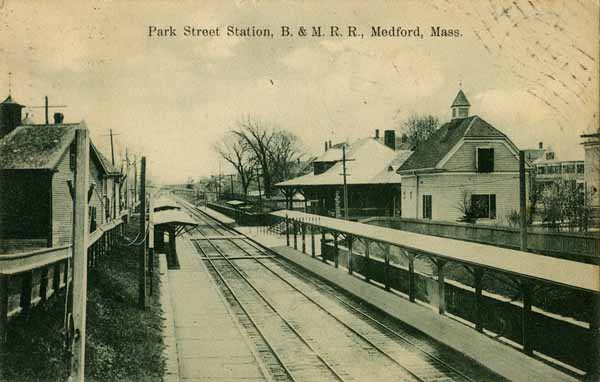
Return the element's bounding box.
[269,130,303,184]
[400,113,440,148]
[214,131,255,197]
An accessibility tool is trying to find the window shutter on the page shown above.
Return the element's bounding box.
[490,195,496,219]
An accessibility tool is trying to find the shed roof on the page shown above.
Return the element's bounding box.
[398,116,509,173]
[277,138,411,187]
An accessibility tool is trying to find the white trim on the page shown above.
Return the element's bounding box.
[415,171,522,177]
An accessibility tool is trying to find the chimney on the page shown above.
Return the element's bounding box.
[53,112,64,124]
[384,130,396,150]
[328,140,332,149]
[538,141,543,149]
[0,95,24,139]
[375,129,380,139]
[324,141,328,152]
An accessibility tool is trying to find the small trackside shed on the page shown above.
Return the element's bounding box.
[0,119,122,252]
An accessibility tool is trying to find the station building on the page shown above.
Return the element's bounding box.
[0,94,124,253]
[276,130,412,219]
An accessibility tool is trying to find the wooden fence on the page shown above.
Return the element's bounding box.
[0,212,127,343]
[364,217,600,264]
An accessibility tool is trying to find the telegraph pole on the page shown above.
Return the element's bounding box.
[69,128,90,382]
[138,157,147,309]
[256,167,263,210]
[229,174,235,197]
[342,146,349,220]
[109,129,115,165]
[519,151,527,251]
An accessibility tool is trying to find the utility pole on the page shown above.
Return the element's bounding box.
[519,151,527,251]
[256,167,263,210]
[138,157,147,309]
[133,156,138,206]
[342,146,349,220]
[69,128,89,382]
[109,129,115,165]
[229,174,235,197]
[26,96,67,124]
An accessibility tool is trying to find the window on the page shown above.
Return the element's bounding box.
[537,165,546,175]
[477,148,494,172]
[422,195,432,219]
[577,164,585,174]
[89,206,97,233]
[471,194,496,219]
[546,152,555,160]
[563,164,575,174]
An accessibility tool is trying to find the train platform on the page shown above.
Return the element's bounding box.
[241,228,578,382]
[165,236,269,382]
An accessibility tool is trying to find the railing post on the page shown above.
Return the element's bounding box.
[333,233,339,268]
[521,281,534,355]
[310,222,316,258]
[321,230,326,262]
[347,236,353,275]
[364,240,370,282]
[301,220,306,254]
[437,259,447,315]
[293,219,298,250]
[384,244,390,291]
[63,258,69,287]
[474,268,485,332]
[285,217,290,247]
[0,275,8,344]
[20,271,33,317]
[39,266,49,303]
[52,262,61,296]
[408,252,415,302]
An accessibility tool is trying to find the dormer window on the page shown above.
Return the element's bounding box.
[546,152,555,160]
[477,148,494,172]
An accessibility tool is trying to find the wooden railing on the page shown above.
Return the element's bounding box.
[363,216,600,264]
[0,211,128,342]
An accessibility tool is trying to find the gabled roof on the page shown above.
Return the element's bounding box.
[91,143,121,175]
[0,123,79,170]
[398,115,509,173]
[451,89,470,107]
[277,138,411,187]
[0,122,121,176]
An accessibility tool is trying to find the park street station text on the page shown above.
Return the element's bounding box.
[147,25,462,39]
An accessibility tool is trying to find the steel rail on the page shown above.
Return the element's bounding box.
[194,242,297,382]
[227,239,431,382]
[239,238,478,382]
[203,238,347,382]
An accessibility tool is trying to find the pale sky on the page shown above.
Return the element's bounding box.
[1,0,598,183]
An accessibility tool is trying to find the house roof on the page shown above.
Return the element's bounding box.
[398,116,509,173]
[451,89,470,107]
[0,122,121,176]
[277,138,411,187]
[0,123,79,170]
[1,95,24,107]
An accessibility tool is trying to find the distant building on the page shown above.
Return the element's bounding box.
[0,94,123,253]
[276,130,412,218]
[581,132,600,209]
[531,147,584,192]
[398,90,530,224]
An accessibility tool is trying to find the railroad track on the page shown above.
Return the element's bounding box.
[178,200,504,382]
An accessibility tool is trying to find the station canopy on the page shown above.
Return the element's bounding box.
[225,200,246,206]
[153,197,181,212]
[153,209,197,236]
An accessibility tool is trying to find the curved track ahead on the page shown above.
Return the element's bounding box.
[181,201,507,382]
